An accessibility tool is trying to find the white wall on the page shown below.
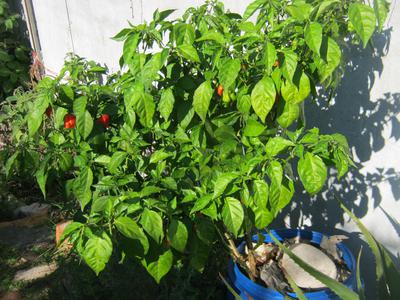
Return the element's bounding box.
[31,0,250,74]
[30,1,399,256]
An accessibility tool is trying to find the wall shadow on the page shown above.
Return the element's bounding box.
[273,27,400,297]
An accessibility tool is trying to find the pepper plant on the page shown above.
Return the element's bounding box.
[0,0,389,284]
[0,0,30,99]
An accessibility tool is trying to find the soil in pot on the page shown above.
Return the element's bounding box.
[242,235,351,294]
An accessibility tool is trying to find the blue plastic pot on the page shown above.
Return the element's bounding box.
[227,229,357,300]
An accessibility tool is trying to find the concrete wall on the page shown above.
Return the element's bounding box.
[29,0,399,258]
[30,0,250,74]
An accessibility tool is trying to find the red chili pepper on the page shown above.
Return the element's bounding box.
[45,106,53,117]
[64,114,76,129]
[273,60,280,67]
[217,85,224,97]
[97,114,110,128]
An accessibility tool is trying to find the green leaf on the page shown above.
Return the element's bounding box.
[5,151,18,178]
[177,44,200,63]
[285,271,308,300]
[298,152,327,195]
[128,53,146,76]
[340,203,400,299]
[317,37,341,82]
[150,150,173,164]
[373,0,390,32]
[313,0,340,19]
[130,91,155,127]
[94,155,111,165]
[243,119,265,137]
[115,216,149,255]
[190,195,213,214]
[123,33,140,66]
[253,180,269,208]
[334,149,349,179]
[349,3,376,48]
[73,96,87,114]
[251,77,276,122]
[265,136,295,158]
[140,208,164,244]
[267,160,283,210]
[82,232,113,276]
[49,132,66,145]
[91,196,113,213]
[277,101,300,128]
[141,52,166,87]
[238,21,256,33]
[195,218,216,246]
[286,2,312,21]
[108,151,127,174]
[59,153,73,171]
[264,42,277,74]
[140,186,163,197]
[55,107,68,128]
[294,71,311,103]
[222,197,244,237]
[243,0,265,20]
[356,247,365,300]
[35,167,48,198]
[253,206,273,229]
[276,178,295,214]
[111,28,132,41]
[60,85,74,101]
[27,94,49,136]
[144,249,173,283]
[196,30,225,44]
[218,59,241,89]
[77,110,93,140]
[159,88,175,120]
[214,125,236,142]
[73,167,93,210]
[281,80,297,103]
[189,236,210,272]
[269,232,359,300]
[282,50,298,82]
[60,222,83,244]
[237,94,251,114]
[219,273,242,300]
[213,172,239,199]
[168,219,188,252]
[193,81,213,122]
[305,22,323,54]
[173,23,195,45]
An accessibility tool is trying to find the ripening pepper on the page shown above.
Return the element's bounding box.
[64,114,76,129]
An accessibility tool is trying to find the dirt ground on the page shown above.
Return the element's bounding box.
[0,208,226,300]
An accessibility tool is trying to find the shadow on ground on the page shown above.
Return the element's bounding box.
[0,237,226,300]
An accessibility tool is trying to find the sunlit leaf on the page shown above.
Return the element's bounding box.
[349,3,376,48]
[251,77,276,122]
[298,152,327,195]
[193,81,213,122]
[222,197,244,237]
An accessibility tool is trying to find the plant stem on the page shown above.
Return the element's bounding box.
[224,232,241,260]
[245,231,259,281]
[224,232,258,282]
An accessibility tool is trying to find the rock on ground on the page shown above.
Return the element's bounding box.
[13,263,58,282]
[0,290,22,300]
[14,203,50,218]
[281,243,337,289]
